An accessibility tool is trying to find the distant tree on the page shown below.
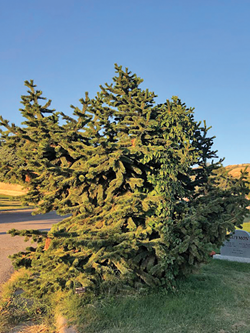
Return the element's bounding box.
[0,140,18,165]
[1,65,249,299]
[0,138,23,184]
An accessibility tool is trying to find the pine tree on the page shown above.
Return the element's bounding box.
[1,65,249,298]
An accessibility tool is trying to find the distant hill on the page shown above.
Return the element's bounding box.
[224,164,250,202]
[0,182,27,196]
[225,163,250,178]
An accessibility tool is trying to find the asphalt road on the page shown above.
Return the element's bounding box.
[0,209,65,285]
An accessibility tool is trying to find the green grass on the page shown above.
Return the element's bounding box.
[241,214,250,232]
[2,259,250,332]
[0,194,29,211]
[1,210,250,332]
[66,260,250,333]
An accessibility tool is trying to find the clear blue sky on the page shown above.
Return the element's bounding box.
[0,0,249,166]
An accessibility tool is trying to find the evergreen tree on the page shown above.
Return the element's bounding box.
[0,141,19,183]
[0,127,26,184]
[1,65,249,298]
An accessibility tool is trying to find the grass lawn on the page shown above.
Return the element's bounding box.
[0,203,249,332]
[2,259,250,333]
[2,255,250,332]
[63,259,250,333]
[0,194,29,211]
[240,214,250,232]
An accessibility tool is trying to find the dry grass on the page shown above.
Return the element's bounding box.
[0,270,52,333]
[225,163,250,178]
[0,182,27,196]
[9,323,49,333]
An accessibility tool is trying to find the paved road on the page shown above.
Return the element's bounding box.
[0,209,65,285]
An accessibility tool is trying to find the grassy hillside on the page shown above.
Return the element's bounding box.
[0,183,28,210]
[0,182,27,196]
[224,163,250,202]
[225,163,250,178]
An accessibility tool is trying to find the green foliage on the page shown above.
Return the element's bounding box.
[1,65,249,298]
[0,140,22,184]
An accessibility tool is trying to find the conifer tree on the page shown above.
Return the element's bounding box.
[1,65,249,298]
[0,142,20,183]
